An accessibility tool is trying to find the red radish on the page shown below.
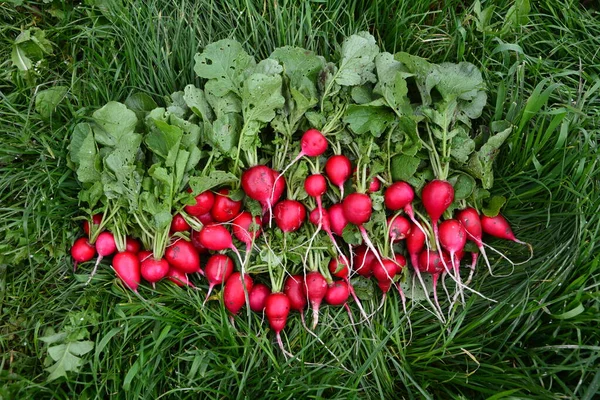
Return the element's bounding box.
[388,215,411,242]
[406,221,427,271]
[82,214,102,236]
[265,292,293,357]
[325,281,350,306]
[198,212,214,225]
[309,207,330,228]
[456,207,494,275]
[284,275,307,312]
[167,266,195,287]
[353,245,376,277]
[87,231,117,283]
[249,283,271,312]
[418,249,451,319]
[165,239,201,274]
[421,180,454,251]
[137,250,152,262]
[197,224,234,252]
[185,190,215,216]
[438,219,467,276]
[71,237,96,271]
[112,251,141,292]
[384,181,428,241]
[268,169,286,207]
[481,213,533,265]
[372,258,402,306]
[141,257,169,287]
[223,272,253,315]
[211,189,242,222]
[325,155,352,198]
[328,203,348,237]
[232,211,262,250]
[328,256,349,279]
[368,176,381,193]
[481,214,530,246]
[241,165,276,204]
[125,237,141,254]
[274,200,306,233]
[170,213,191,232]
[203,254,234,304]
[190,230,209,255]
[304,174,327,197]
[394,253,407,274]
[305,271,328,329]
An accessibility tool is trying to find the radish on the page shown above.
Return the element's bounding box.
[267,168,286,208]
[249,283,271,312]
[82,213,102,236]
[421,179,454,266]
[211,189,242,222]
[198,211,214,225]
[223,272,253,315]
[328,203,348,237]
[190,230,209,255]
[185,190,215,217]
[353,245,376,278]
[393,253,407,275]
[87,231,117,284]
[203,254,234,304]
[367,176,381,193]
[325,155,352,198]
[112,251,141,292]
[438,219,468,303]
[167,265,195,287]
[304,174,328,228]
[265,292,292,357]
[418,249,450,319]
[241,165,276,206]
[372,258,402,307]
[325,280,350,306]
[141,256,169,288]
[284,274,307,324]
[232,211,262,251]
[305,271,328,329]
[71,237,96,271]
[273,199,306,233]
[384,181,428,243]
[197,224,236,252]
[328,256,349,279]
[456,207,495,276]
[137,250,152,262]
[481,214,532,254]
[170,213,191,232]
[309,207,330,228]
[273,129,327,187]
[388,215,411,242]
[165,239,201,274]
[125,237,141,254]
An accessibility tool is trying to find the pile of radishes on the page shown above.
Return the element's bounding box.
[69,32,532,357]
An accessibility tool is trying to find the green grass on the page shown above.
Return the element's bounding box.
[1,0,599,398]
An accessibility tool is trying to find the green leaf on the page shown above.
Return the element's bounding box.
[240,73,285,150]
[193,39,255,96]
[502,0,530,33]
[211,113,241,155]
[465,124,512,189]
[205,84,242,117]
[270,46,324,98]
[45,341,94,381]
[482,195,507,217]
[188,171,238,194]
[125,92,158,121]
[391,154,421,182]
[11,45,32,72]
[336,31,379,86]
[92,102,138,146]
[374,52,412,116]
[343,104,395,137]
[35,86,68,119]
[70,124,101,183]
[450,127,476,163]
[450,174,476,200]
[146,120,183,163]
[183,84,214,123]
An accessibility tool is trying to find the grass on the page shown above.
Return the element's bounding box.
[1,0,599,398]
